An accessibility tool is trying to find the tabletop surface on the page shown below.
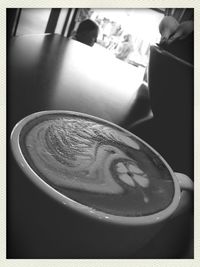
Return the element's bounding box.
[8,34,146,133]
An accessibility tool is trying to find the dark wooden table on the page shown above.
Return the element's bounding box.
[7,34,193,259]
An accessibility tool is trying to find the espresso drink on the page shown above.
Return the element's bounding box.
[19,113,174,217]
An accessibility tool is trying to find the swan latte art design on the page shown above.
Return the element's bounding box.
[20,113,174,217]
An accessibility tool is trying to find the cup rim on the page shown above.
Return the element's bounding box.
[10,110,181,226]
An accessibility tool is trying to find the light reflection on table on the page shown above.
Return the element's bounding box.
[8,34,145,131]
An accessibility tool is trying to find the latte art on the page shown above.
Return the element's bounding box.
[20,113,174,217]
[25,117,141,193]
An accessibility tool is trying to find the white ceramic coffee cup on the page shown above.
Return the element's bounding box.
[10,110,193,258]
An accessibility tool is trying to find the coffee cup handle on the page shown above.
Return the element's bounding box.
[171,172,194,218]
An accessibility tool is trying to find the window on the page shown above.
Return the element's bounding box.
[16,8,51,35]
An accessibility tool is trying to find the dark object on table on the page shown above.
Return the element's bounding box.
[158,32,194,64]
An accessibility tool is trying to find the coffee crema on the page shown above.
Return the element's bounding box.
[19,113,174,217]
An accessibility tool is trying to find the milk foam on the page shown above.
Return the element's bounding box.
[25,117,143,194]
[20,114,174,216]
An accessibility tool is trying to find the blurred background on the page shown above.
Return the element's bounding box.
[7,8,193,84]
